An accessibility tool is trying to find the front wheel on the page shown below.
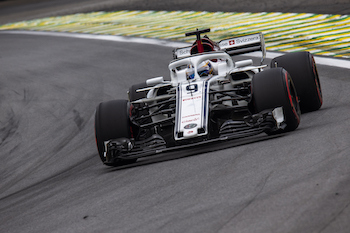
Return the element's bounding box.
[129,82,148,102]
[251,67,301,133]
[94,99,136,166]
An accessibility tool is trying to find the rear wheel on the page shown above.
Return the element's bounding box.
[251,68,301,133]
[271,51,322,112]
[94,99,136,166]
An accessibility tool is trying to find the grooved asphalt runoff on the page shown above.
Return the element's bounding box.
[1,1,350,233]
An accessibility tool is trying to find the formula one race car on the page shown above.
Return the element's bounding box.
[95,28,323,166]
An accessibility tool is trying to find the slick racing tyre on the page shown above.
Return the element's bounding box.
[251,67,301,133]
[128,82,151,139]
[129,82,148,101]
[271,51,322,113]
[94,99,136,166]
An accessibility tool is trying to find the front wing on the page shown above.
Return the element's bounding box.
[103,107,285,165]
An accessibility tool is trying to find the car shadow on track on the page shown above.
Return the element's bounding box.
[103,134,286,172]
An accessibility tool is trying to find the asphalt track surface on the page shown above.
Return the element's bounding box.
[1,1,350,233]
[1,31,350,233]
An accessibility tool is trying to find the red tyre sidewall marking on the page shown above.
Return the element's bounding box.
[311,55,323,105]
[284,72,300,124]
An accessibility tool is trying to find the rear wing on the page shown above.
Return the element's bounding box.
[218,33,266,63]
[173,32,266,64]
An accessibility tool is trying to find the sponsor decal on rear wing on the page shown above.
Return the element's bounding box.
[219,33,266,63]
[173,32,266,62]
[173,46,192,59]
[218,33,261,49]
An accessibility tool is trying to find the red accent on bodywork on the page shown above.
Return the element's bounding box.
[191,38,215,55]
[196,40,204,53]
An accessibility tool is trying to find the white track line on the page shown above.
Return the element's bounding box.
[2,30,349,69]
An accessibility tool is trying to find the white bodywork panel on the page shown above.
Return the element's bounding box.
[138,38,272,141]
[175,80,208,139]
[169,52,234,140]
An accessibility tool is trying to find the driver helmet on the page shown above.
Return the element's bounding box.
[186,61,214,80]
